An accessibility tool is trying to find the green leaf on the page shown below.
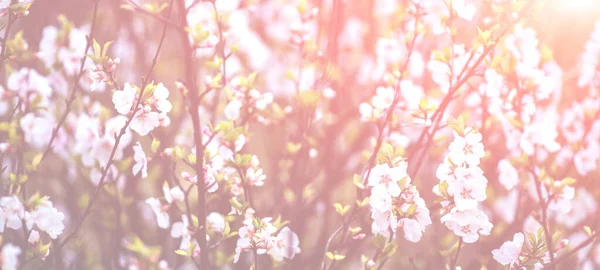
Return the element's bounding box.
[102,41,114,58]
[382,243,398,257]
[447,116,465,135]
[353,174,365,189]
[92,39,101,59]
[30,153,43,171]
[229,198,244,210]
[334,203,350,216]
[223,221,231,235]
[356,197,369,208]
[151,138,161,153]
[175,250,189,256]
[527,232,538,248]
[188,154,196,165]
[477,26,492,45]
[373,234,387,249]
[287,142,302,154]
[560,177,576,187]
[349,227,362,235]
[326,251,345,261]
[214,121,234,133]
[297,90,321,107]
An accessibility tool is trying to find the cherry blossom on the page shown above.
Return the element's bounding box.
[519,116,561,155]
[130,109,160,136]
[74,114,131,168]
[435,123,493,243]
[207,212,226,233]
[88,57,119,92]
[448,128,485,166]
[451,0,476,21]
[163,184,184,204]
[38,21,89,76]
[447,172,487,211]
[145,197,170,229]
[132,141,148,178]
[1,244,21,270]
[441,208,493,243]
[555,189,597,228]
[7,68,52,105]
[367,162,408,197]
[113,83,137,115]
[368,158,431,243]
[574,142,600,176]
[498,159,519,190]
[270,227,301,261]
[0,0,10,9]
[400,218,424,243]
[492,232,524,266]
[579,20,600,88]
[25,200,65,239]
[20,112,55,149]
[28,230,40,244]
[112,82,172,136]
[0,196,25,232]
[544,178,576,215]
[151,83,172,114]
[171,215,193,250]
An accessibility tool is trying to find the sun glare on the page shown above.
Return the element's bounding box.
[557,0,597,11]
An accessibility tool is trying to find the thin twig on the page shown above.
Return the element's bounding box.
[0,10,16,76]
[449,239,463,269]
[56,0,175,252]
[320,225,344,270]
[409,0,536,177]
[34,0,100,172]
[544,233,598,268]
[127,0,183,33]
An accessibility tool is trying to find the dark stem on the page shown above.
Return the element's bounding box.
[175,0,209,268]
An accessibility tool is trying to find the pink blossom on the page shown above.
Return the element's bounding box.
[492,233,524,266]
[132,141,148,178]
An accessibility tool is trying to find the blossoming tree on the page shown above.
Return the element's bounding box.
[0,0,599,269]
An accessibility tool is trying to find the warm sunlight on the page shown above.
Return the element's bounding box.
[4,0,600,269]
[558,0,596,10]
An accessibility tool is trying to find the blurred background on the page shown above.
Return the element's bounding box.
[7,0,600,269]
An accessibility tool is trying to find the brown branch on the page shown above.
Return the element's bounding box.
[175,0,209,268]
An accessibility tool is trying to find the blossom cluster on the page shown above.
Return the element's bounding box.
[112,82,172,136]
[368,158,431,243]
[234,208,300,263]
[0,194,65,266]
[434,125,492,243]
